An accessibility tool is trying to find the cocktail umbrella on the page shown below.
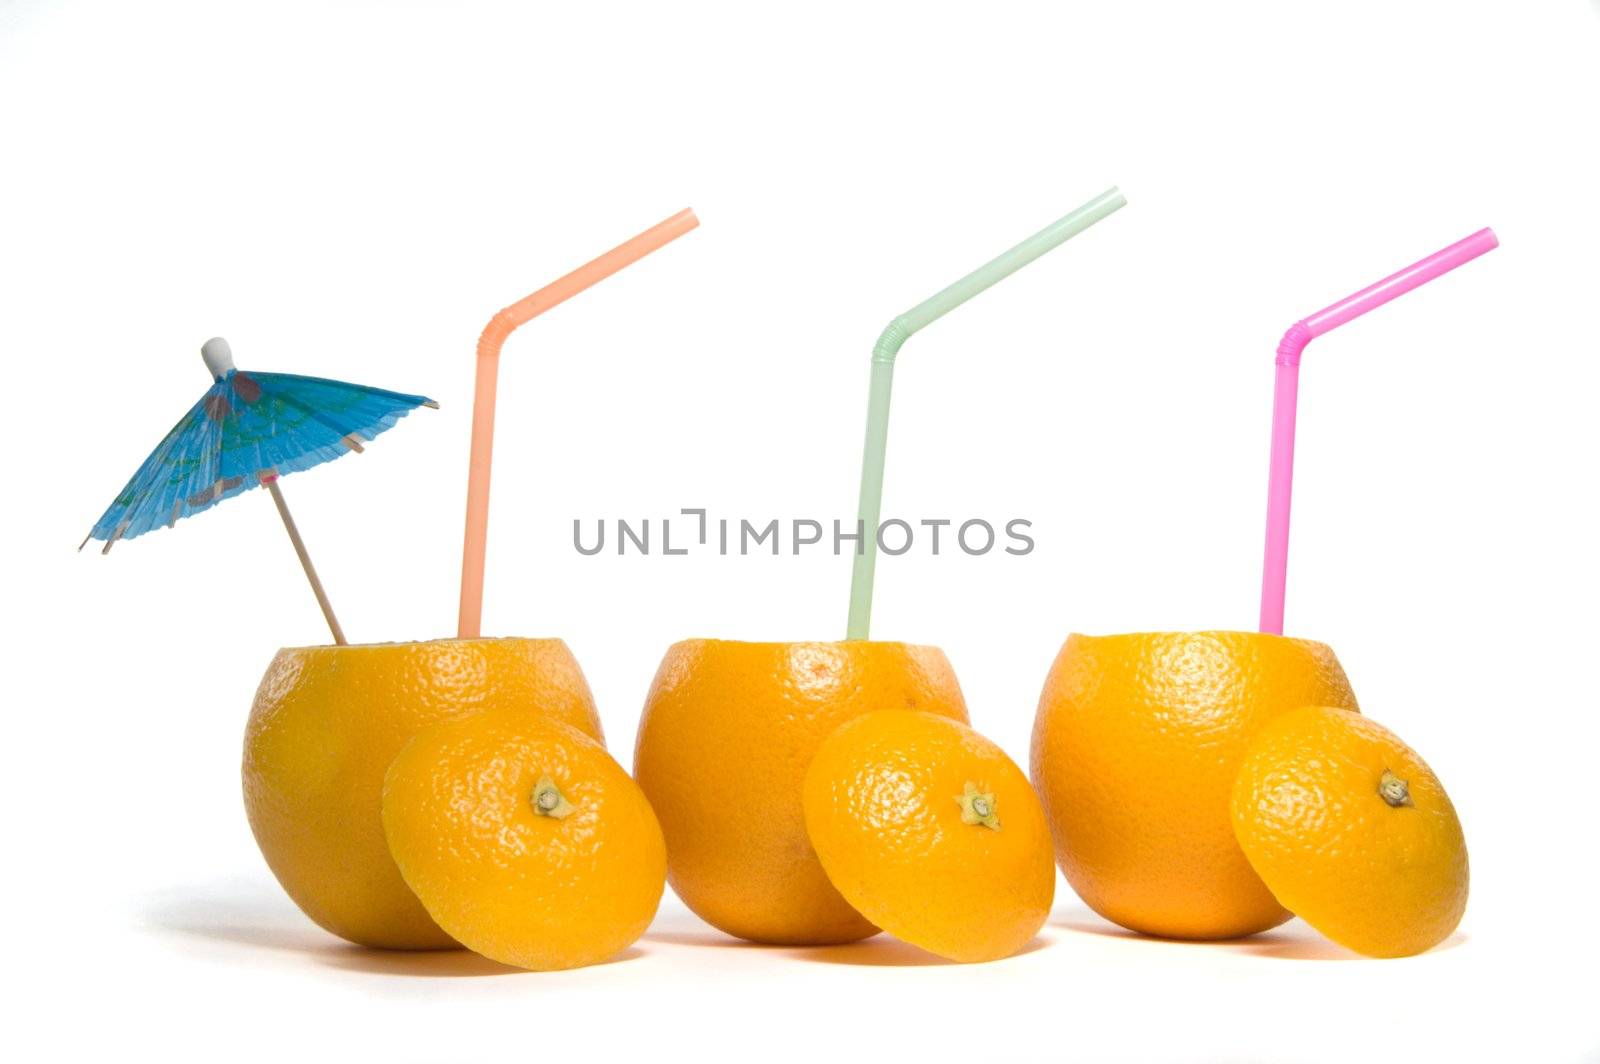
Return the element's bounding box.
[82,337,437,644]
[1259,229,1498,635]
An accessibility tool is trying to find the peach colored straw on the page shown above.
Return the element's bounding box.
[457,208,699,637]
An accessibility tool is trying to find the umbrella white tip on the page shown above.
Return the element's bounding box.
[201,337,235,379]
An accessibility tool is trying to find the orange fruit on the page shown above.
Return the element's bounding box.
[382,707,666,971]
[1030,631,1358,939]
[634,639,968,944]
[803,710,1055,962]
[242,638,601,949]
[1231,705,1468,958]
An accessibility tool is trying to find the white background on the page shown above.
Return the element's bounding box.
[4,1,1598,1060]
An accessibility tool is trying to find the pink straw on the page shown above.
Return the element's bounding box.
[1259,227,1498,635]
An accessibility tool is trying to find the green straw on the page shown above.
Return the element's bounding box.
[845,187,1127,639]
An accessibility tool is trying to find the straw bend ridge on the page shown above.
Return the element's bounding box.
[846,187,1127,639]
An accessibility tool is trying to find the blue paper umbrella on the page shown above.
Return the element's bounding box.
[83,337,436,643]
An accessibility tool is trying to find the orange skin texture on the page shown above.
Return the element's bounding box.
[803,711,1055,963]
[382,709,666,971]
[242,638,602,950]
[1232,706,1468,958]
[1030,632,1358,940]
[634,640,969,944]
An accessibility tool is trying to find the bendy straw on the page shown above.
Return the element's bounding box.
[457,209,698,638]
[1259,227,1498,636]
[845,188,1127,639]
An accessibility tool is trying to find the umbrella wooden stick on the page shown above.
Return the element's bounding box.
[264,475,347,645]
